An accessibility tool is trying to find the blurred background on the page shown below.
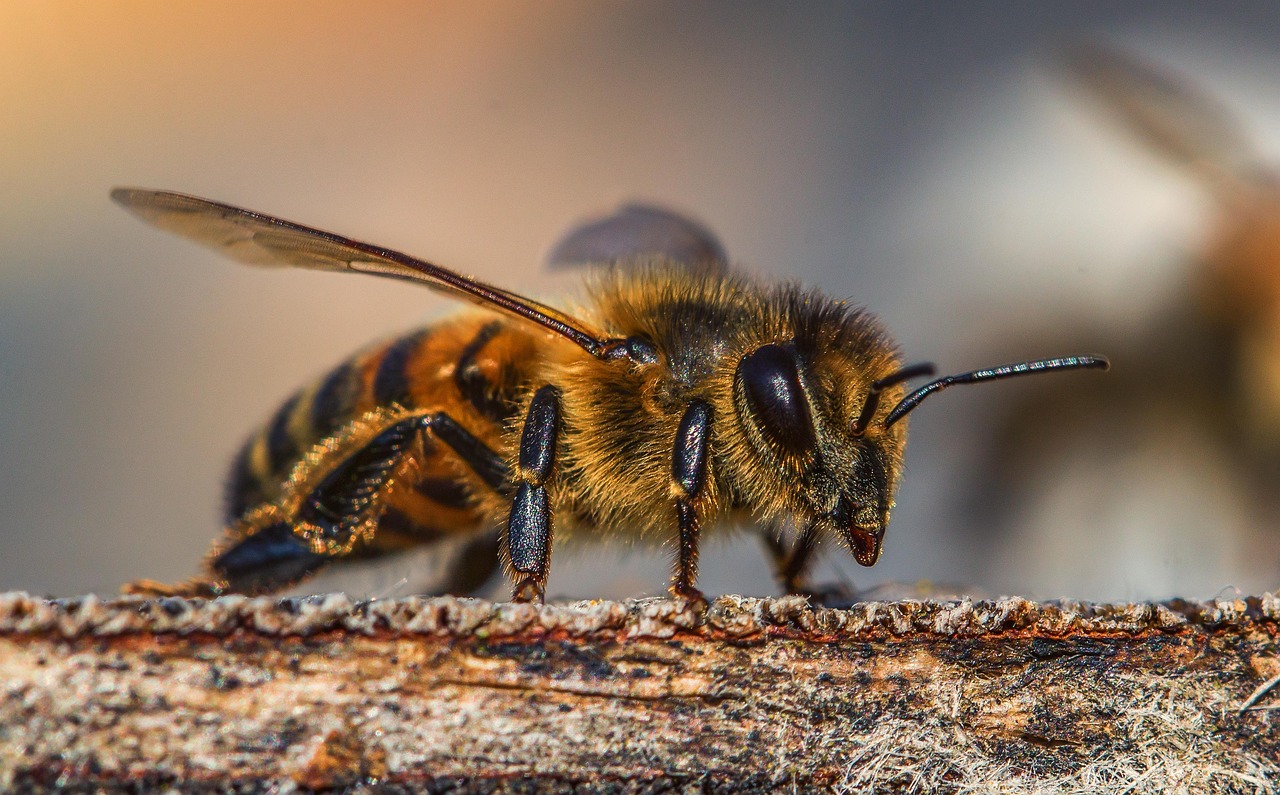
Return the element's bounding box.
[5,2,1280,602]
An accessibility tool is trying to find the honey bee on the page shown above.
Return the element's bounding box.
[945,45,1280,596]
[115,188,1108,604]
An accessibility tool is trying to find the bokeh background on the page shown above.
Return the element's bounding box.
[5,2,1280,602]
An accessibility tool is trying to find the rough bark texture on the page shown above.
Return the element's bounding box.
[1,591,1278,793]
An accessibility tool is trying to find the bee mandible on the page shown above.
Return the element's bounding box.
[115,189,1108,604]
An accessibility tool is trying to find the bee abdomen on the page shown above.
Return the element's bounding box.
[454,320,512,422]
[224,439,263,522]
[223,332,411,524]
[223,317,538,528]
[310,359,362,439]
[223,386,315,522]
[373,328,432,408]
[264,391,305,476]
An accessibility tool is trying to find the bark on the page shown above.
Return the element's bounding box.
[1,591,1278,794]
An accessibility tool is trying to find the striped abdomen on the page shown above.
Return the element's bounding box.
[224,314,539,545]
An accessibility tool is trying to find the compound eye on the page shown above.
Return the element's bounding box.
[738,343,816,455]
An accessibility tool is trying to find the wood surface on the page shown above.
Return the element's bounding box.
[1,591,1278,793]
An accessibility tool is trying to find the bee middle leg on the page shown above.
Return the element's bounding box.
[210,411,510,595]
[507,385,562,603]
[427,529,503,597]
[670,401,713,608]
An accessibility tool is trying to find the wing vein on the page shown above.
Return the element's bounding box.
[111,188,611,357]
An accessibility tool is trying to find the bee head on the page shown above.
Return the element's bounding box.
[733,339,911,567]
[733,333,1109,568]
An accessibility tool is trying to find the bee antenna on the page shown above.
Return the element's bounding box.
[851,362,937,435]
[883,354,1111,429]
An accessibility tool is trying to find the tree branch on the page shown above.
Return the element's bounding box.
[1,591,1278,793]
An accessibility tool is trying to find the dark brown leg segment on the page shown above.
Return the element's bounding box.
[427,529,503,597]
[759,524,818,594]
[759,523,857,604]
[778,523,820,594]
[507,385,561,603]
[670,401,713,606]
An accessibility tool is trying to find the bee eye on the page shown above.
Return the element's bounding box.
[738,343,816,455]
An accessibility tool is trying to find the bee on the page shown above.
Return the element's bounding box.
[115,188,1107,604]
[955,45,1280,596]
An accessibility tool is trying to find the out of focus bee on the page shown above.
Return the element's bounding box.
[116,188,1106,604]
[960,44,1280,596]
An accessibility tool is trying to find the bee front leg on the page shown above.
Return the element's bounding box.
[507,385,561,603]
[670,401,713,608]
[760,524,859,605]
[775,523,820,595]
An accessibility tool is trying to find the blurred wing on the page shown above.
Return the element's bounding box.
[546,202,728,272]
[112,188,614,357]
[1065,43,1265,187]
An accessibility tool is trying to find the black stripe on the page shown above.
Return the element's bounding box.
[310,360,361,438]
[415,475,475,510]
[374,329,430,407]
[454,321,510,421]
[223,437,263,523]
[265,392,304,476]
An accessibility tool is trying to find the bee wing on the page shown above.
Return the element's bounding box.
[1066,43,1267,189]
[112,188,616,357]
[546,203,728,272]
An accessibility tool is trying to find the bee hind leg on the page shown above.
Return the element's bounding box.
[122,577,226,598]
[209,520,330,596]
[212,412,511,596]
[123,514,326,599]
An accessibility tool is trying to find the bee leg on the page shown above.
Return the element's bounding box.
[211,520,331,596]
[507,385,561,603]
[670,401,713,609]
[296,410,511,541]
[423,412,512,494]
[758,524,799,591]
[760,524,856,605]
[123,577,226,598]
[212,412,510,595]
[209,417,430,594]
[427,529,503,597]
[759,524,787,565]
[777,523,820,595]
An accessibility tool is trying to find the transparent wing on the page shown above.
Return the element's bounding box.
[1065,43,1265,187]
[111,188,615,357]
[546,202,728,272]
